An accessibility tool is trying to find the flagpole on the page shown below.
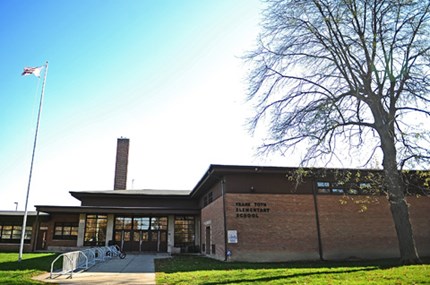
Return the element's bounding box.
[18,61,49,262]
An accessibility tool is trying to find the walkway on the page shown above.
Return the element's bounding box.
[33,253,170,285]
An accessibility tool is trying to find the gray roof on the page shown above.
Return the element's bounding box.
[69,189,191,196]
[0,211,49,216]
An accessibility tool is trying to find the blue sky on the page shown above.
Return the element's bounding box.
[0,0,300,210]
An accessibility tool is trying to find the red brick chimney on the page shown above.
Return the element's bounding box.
[114,137,129,190]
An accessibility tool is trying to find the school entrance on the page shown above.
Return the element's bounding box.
[113,216,168,252]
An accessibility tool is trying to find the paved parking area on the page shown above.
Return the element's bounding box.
[33,253,170,285]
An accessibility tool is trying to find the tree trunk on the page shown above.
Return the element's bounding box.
[380,127,420,264]
[388,189,420,264]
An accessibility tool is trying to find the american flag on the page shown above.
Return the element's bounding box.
[22,66,43,77]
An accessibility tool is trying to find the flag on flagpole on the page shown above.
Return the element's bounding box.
[22,66,43,77]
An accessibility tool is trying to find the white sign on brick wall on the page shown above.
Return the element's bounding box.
[227,230,238,243]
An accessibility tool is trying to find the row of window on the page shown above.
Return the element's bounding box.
[112,216,169,245]
[115,217,168,231]
[317,181,375,195]
[0,223,78,243]
[0,225,32,243]
[81,215,196,247]
[54,222,79,240]
[49,215,196,246]
[0,217,193,244]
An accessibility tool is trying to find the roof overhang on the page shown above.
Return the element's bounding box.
[35,205,200,215]
[70,189,191,202]
[0,211,49,216]
[190,164,300,198]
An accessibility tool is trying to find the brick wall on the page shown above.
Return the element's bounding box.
[204,193,430,262]
[317,195,430,260]
[201,194,226,261]
[0,243,32,252]
[224,193,320,262]
[317,195,399,260]
[407,196,430,257]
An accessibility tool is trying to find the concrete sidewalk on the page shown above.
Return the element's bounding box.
[33,253,170,285]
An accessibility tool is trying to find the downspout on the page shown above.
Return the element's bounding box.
[312,181,324,261]
[221,178,228,261]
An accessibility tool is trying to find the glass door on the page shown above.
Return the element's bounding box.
[114,216,168,252]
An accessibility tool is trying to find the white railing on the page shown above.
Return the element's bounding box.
[50,245,122,279]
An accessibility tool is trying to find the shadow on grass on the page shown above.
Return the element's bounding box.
[155,255,430,274]
[202,267,381,285]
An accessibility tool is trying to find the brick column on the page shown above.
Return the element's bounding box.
[114,138,129,190]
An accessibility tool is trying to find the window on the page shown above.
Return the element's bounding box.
[151,217,168,230]
[332,188,344,194]
[203,192,214,206]
[84,214,107,246]
[317,182,330,187]
[115,217,133,230]
[317,181,331,194]
[134,217,150,230]
[53,223,78,240]
[174,216,195,247]
[0,225,32,244]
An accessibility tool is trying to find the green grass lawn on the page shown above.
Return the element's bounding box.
[0,252,58,285]
[155,256,430,285]
[1,253,429,284]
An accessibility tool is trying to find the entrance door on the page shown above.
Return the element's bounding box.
[205,226,211,254]
[36,230,47,250]
[140,230,167,252]
[114,216,168,252]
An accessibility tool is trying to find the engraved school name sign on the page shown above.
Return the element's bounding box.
[235,202,270,218]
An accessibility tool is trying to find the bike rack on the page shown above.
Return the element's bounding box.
[50,250,88,279]
[50,245,123,279]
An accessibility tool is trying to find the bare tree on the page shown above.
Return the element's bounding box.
[246,0,430,264]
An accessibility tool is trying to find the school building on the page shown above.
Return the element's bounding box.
[0,138,429,262]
